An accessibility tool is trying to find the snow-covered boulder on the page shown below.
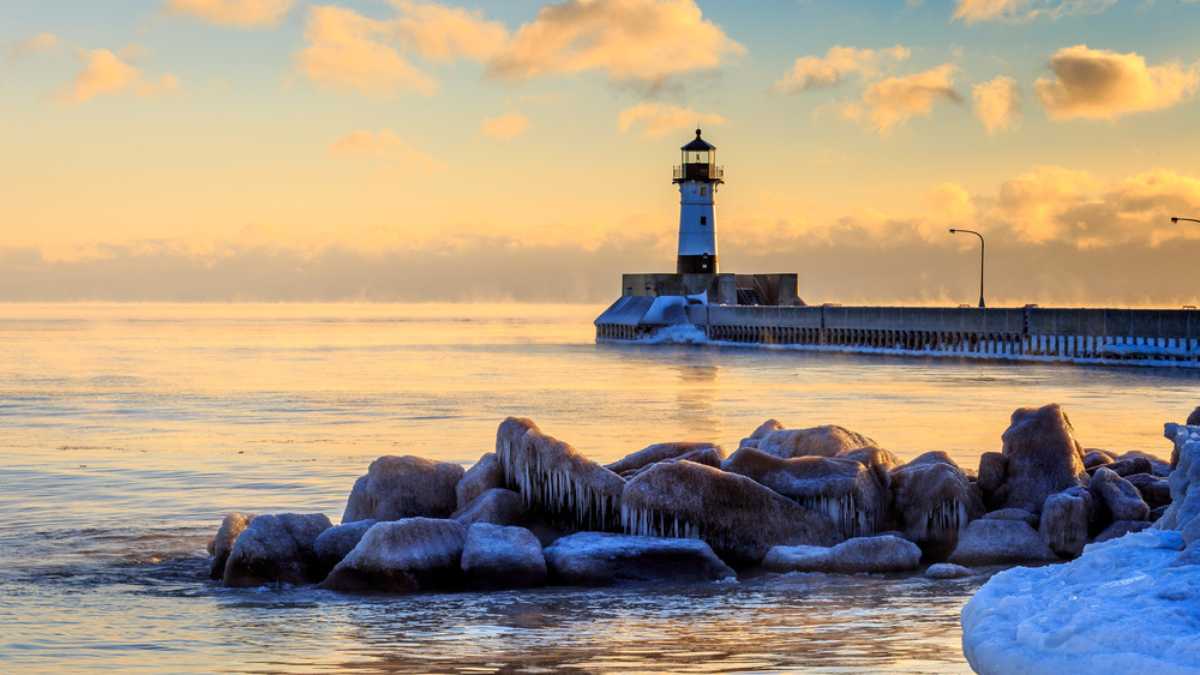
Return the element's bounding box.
[890,452,983,559]
[925,562,973,579]
[762,535,921,574]
[739,419,784,449]
[757,425,878,459]
[321,518,466,593]
[1159,424,1200,533]
[222,513,332,587]
[962,530,1198,674]
[314,519,376,572]
[1090,467,1151,523]
[207,512,253,580]
[456,453,503,511]
[343,455,464,523]
[1039,491,1090,558]
[948,519,1057,567]
[999,404,1088,513]
[452,488,526,526]
[606,442,725,477]
[544,532,734,586]
[460,523,546,589]
[496,417,624,532]
[722,447,888,539]
[621,459,838,564]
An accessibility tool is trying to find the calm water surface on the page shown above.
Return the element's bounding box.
[1,303,1196,673]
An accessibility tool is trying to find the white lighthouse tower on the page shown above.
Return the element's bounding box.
[673,129,723,274]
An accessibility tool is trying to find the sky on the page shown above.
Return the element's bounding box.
[2,0,1200,305]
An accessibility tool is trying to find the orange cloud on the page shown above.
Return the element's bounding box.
[489,0,743,86]
[774,45,910,94]
[481,112,530,141]
[952,0,1115,24]
[617,103,726,138]
[1035,45,1200,120]
[7,32,59,60]
[388,1,508,62]
[844,63,961,134]
[973,75,1021,134]
[296,5,436,96]
[64,49,179,103]
[166,0,294,28]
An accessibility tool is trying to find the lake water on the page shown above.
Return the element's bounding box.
[1,303,1196,673]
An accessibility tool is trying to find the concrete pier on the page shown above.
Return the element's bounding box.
[595,302,1200,367]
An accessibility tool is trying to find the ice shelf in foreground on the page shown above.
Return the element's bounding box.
[962,422,1200,675]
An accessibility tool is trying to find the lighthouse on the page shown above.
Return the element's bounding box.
[673,129,723,274]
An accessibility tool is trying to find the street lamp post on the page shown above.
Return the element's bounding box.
[949,228,986,309]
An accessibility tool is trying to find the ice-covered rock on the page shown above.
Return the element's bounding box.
[722,447,888,539]
[948,519,1057,567]
[342,455,464,523]
[1117,450,1171,478]
[1095,519,1151,543]
[606,442,725,476]
[1102,456,1152,477]
[452,487,526,526]
[1090,467,1151,522]
[962,530,1199,674]
[544,532,734,586]
[762,535,921,574]
[621,459,838,564]
[222,513,332,587]
[456,453,503,511]
[757,425,878,460]
[495,417,624,531]
[975,452,1007,507]
[1039,491,1090,558]
[1126,472,1172,509]
[314,519,376,572]
[460,523,546,589]
[982,507,1038,528]
[890,453,983,559]
[1158,424,1200,532]
[1188,408,1200,426]
[321,518,466,593]
[207,512,253,580]
[999,404,1088,513]
[1082,449,1116,469]
[739,419,784,449]
[837,446,900,491]
[925,562,973,579]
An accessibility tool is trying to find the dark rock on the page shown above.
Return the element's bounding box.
[1090,467,1151,522]
[456,453,503,511]
[983,508,1039,528]
[976,452,1007,502]
[1187,407,1200,427]
[343,455,464,523]
[314,519,376,572]
[1116,451,1171,478]
[223,513,332,587]
[1039,492,1089,558]
[452,488,526,526]
[1000,404,1088,513]
[762,535,921,574]
[1082,449,1116,469]
[1125,473,1172,509]
[460,523,546,589]
[1094,520,1152,543]
[1150,505,1169,522]
[321,518,467,593]
[890,454,983,559]
[757,425,878,459]
[208,512,253,580]
[1104,457,1152,478]
[948,519,1057,566]
[544,532,734,586]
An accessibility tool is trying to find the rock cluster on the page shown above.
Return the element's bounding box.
[206,405,1179,593]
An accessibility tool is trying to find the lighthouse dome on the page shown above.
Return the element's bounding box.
[681,129,715,151]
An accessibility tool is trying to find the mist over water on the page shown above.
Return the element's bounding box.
[1,303,1195,672]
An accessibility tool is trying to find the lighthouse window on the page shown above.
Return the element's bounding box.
[700,186,708,196]
[700,216,707,225]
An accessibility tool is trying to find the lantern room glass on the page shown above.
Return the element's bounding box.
[684,149,713,166]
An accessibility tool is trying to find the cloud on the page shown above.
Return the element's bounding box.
[329,129,444,169]
[952,0,1115,24]
[481,112,530,140]
[973,75,1021,134]
[1034,45,1200,121]
[617,102,726,138]
[388,0,508,62]
[7,32,59,61]
[843,63,961,134]
[994,165,1100,242]
[166,0,294,28]
[296,5,436,95]
[488,0,744,87]
[773,45,910,94]
[63,49,179,103]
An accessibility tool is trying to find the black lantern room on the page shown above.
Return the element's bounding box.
[673,129,724,184]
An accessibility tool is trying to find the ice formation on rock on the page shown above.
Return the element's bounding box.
[544,531,735,586]
[207,512,253,580]
[999,404,1088,513]
[321,517,466,593]
[738,419,784,450]
[460,523,546,589]
[342,455,464,523]
[455,452,503,511]
[948,518,1057,566]
[757,425,878,460]
[763,535,921,574]
[222,512,332,587]
[314,519,376,573]
[495,417,625,532]
[890,453,983,558]
[451,487,526,526]
[1090,466,1151,522]
[606,442,724,476]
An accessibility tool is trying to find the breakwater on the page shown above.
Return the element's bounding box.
[595,300,1200,366]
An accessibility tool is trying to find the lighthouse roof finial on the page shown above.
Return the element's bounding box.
[681,128,715,152]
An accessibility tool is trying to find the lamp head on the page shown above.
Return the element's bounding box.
[948,228,957,234]
[1172,217,1180,223]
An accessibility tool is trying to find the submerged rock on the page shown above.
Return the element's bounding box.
[495,417,624,531]
[925,562,973,579]
[342,455,464,523]
[208,512,254,580]
[321,518,466,593]
[452,488,526,526]
[621,459,838,564]
[1090,467,1151,522]
[757,425,878,460]
[890,453,983,559]
[999,404,1088,513]
[544,532,734,586]
[947,518,1057,567]
[314,519,376,573]
[460,523,546,589]
[1039,491,1090,558]
[223,513,332,587]
[762,535,921,574]
[606,442,725,476]
[722,447,888,539]
[456,453,503,511]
